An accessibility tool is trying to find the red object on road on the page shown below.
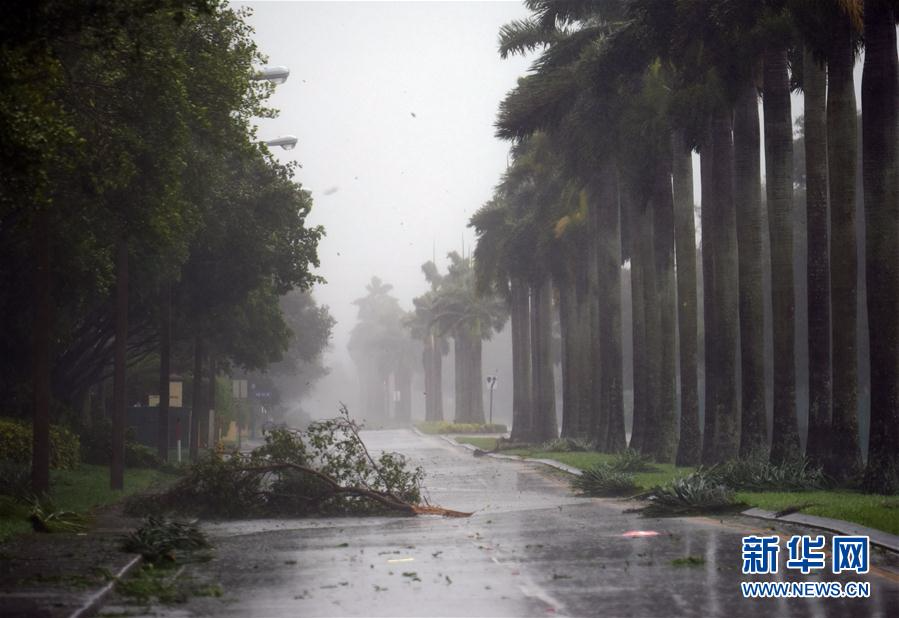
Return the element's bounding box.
[621,530,660,538]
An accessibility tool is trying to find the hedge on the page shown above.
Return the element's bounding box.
[0,418,80,470]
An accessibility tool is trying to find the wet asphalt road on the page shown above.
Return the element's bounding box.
[103,429,899,617]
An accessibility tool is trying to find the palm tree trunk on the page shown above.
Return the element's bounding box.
[638,195,663,457]
[624,174,648,452]
[764,45,800,464]
[862,0,899,494]
[672,130,701,467]
[453,334,468,422]
[559,268,580,438]
[827,18,862,478]
[422,338,434,420]
[511,276,533,441]
[803,47,832,470]
[432,340,444,421]
[650,155,678,462]
[531,276,557,441]
[469,334,485,424]
[701,111,740,465]
[734,77,767,457]
[595,163,626,452]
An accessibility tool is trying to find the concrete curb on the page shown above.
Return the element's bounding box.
[68,553,143,618]
[740,508,899,554]
[435,433,584,477]
[431,431,899,555]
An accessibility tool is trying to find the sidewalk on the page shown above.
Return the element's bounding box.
[435,432,899,555]
[0,504,143,618]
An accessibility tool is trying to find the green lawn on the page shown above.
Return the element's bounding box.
[452,436,899,535]
[735,491,899,536]
[0,464,178,545]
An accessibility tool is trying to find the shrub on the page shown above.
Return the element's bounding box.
[80,419,161,469]
[608,448,656,473]
[704,454,825,492]
[0,418,80,470]
[571,465,639,497]
[637,473,742,517]
[542,437,594,452]
[122,517,210,563]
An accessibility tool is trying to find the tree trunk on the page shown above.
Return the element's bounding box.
[701,111,740,465]
[396,364,412,423]
[111,238,128,490]
[651,154,678,463]
[624,174,648,452]
[764,45,800,464]
[734,77,767,457]
[559,267,580,438]
[31,208,51,495]
[803,48,832,470]
[206,354,216,449]
[158,284,171,462]
[422,338,434,420]
[510,277,533,441]
[595,164,626,452]
[531,276,557,442]
[469,334,485,424]
[453,333,468,422]
[432,336,444,421]
[862,0,899,494]
[190,335,203,461]
[672,130,701,467]
[827,18,862,478]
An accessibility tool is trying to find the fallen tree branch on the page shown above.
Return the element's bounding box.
[240,463,471,518]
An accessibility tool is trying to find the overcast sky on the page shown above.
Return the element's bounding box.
[232,1,533,372]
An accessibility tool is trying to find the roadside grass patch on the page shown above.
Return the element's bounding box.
[453,436,498,450]
[0,465,177,544]
[416,421,507,435]
[736,491,899,536]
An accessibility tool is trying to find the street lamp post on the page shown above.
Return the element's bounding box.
[486,375,497,425]
[187,65,294,454]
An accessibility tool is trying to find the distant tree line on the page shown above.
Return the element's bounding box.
[0,1,328,493]
[470,0,897,493]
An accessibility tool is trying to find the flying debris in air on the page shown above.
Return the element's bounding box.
[323,186,339,196]
[410,112,417,118]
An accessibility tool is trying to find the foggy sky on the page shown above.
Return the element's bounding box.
[235,1,532,374]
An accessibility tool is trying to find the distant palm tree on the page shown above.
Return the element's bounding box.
[431,252,508,424]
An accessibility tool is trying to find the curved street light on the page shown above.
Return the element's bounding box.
[254,65,290,84]
[264,135,298,150]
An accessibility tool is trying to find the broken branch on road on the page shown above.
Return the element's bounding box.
[127,405,470,519]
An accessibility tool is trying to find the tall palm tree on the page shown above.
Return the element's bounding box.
[802,46,832,470]
[432,252,508,424]
[764,38,800,464]
[862,0,898,494]
[825,5,863,478]
[671,129,701,466]
[733,74,767,457]
[408,262,448,422]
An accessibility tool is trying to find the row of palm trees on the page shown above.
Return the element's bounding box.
[469,0,897,493]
